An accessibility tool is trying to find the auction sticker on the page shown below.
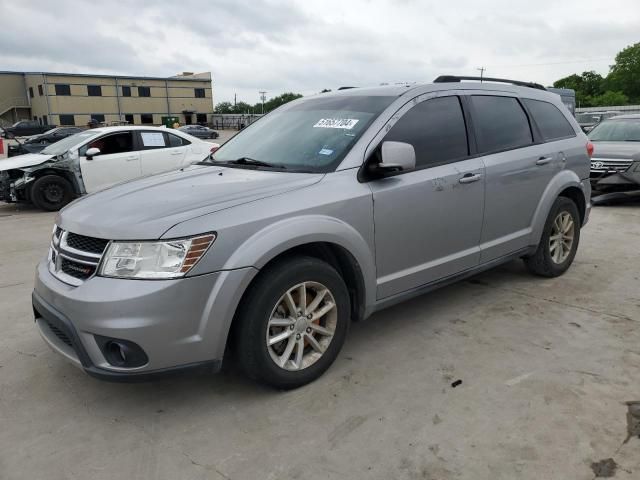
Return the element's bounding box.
[313,118,359,129]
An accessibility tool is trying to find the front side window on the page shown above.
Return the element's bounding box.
[383,96,469,168]
[87,85,102,97]
[589,119,640,142]
[523,99,575,141]
[471,95,533,153]
[55,84,71,96]
[81,132,134,156]
[212,95,396,173]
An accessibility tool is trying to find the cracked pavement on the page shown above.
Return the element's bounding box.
[0,201,639,479]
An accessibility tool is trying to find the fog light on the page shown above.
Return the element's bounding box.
[95,336,148,368]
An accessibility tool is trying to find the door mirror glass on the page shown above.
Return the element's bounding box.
[377,141,416,174]
[85,147,101,159]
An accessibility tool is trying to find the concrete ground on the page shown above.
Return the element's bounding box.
[0,202,639,480]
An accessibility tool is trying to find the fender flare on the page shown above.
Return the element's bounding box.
[529,169,587,246]
[222,214,377,307]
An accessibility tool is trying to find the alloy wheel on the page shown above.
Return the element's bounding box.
[266,281,337,371]
[549,211,575,264]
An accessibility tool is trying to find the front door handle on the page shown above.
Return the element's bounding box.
[125,156,138,161]
[459,173,483,184]
[170,151,183,156]
[536,156,552,166]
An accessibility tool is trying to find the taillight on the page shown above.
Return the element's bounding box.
[586,141,594,158]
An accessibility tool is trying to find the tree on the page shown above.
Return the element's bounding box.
[607,42,640,102]
[320,89,332,93]
[553,71,604,106]
[214,102,234,114]
[589,90,629,107]
[263,93,303,112]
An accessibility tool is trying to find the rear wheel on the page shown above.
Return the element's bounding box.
[30,175,73,211]
[524,196,580,277]
[234,256,350,389]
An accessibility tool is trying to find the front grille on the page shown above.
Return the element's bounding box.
[61,257,96,280]
[65,232,109,255]
[590,158,633,174]
[45,319,73,347]
[49,229,110,285]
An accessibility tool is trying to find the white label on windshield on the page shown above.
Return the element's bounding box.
[140,132,166,147]
[313,118,359,129]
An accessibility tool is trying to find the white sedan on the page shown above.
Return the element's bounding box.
[0,126,214,210]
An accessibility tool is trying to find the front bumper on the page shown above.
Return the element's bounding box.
[33,259,257,381]
[590,160,640,193]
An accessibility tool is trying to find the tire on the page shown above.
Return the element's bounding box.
[524,196,581,277]
[234,256,350,389]
[30,175,73,211]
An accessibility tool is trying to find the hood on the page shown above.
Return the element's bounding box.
[0,153,54,171]
[591,141,640,159]
[58,165,323,239]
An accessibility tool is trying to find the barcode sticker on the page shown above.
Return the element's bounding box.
[313,118,359,129]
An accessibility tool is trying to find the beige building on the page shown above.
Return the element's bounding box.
[0,71,213,127]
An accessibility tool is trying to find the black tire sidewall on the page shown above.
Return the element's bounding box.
[31,175,73,211]
[236,256,350,389]
[539,197,581,275]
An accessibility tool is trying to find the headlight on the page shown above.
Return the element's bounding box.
[99,233,216,279]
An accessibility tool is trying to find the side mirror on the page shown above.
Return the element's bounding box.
[85,147,101,160]
[376,141,416,174]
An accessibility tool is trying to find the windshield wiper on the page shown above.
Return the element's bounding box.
[222,157,287,169]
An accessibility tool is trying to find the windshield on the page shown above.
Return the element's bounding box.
[211,95,396,172]
[589,119,640,142]
[41,131,99,155]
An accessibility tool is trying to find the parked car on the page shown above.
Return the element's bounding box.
[3,120,57,138]
[576,111,618,133]
[178,124,219,139]
[0,126,212,210]
[588,114,640,197]
[32,76,591,388]
[8,127,84,157]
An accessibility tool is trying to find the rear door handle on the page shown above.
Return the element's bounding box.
[170,151,183,156]
[536,156,552,166]
[459,173,483,184]
[125,155,138,161]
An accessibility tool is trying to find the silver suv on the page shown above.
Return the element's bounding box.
[33,76,592,388]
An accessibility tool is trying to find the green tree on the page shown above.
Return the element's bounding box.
[553,71,604,106]
[589,90,629,107]
[607,42,640,102]
[263,92,303,112]
[214,102,234,114]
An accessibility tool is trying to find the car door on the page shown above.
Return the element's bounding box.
[468,94,563,262]
[367,94,485,299]
[79,131,141,193]
[136,130,187,176]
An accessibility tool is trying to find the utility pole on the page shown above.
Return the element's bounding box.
[234,93,237,107]
[259,91,267,114]
[477,67,486,82]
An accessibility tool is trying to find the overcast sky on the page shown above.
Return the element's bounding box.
[1,0,638,104]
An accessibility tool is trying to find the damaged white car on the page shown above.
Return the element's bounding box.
[0,126,213,210]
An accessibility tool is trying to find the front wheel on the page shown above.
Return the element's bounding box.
[524,196,581,277]
[234,256,350,389]
[30,175,73,211]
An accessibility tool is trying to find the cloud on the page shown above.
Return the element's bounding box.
[0,0,638,103]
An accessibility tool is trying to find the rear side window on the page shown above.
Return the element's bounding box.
[384,96,469,168]
[471,96,533,153]
[523,99,575,141]
[168,133,189,147]
[138,131,168,149]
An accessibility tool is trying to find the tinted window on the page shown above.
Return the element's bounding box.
[87,85,102,96]
[168,133,189,147]
[383,96,468,168]
[471,96,533,153]
[59,115,75,126]
[195,88,205,98]
[523,99,575,141]
[122,86,131,97]
[140,114,154,124]
[83,132,134,156]
[138,86,151,97]
[55,84,71,96]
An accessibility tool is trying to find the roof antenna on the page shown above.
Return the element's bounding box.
[477,67,486,82]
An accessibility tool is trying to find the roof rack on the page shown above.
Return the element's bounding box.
[433,75,546,91]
